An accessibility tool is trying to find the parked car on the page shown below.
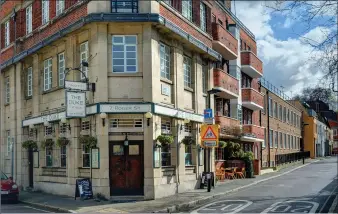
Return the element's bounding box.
[1,171,19,203]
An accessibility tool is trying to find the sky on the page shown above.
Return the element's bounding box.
[231,1,337,98]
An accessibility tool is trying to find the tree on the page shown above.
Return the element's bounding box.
[265,1,338,85]
[293,86,337,109]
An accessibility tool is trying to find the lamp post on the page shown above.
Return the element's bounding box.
[205,88,222,192]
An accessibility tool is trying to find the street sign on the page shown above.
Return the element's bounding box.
[204,109,213,119]
[200,125,219,148]
[65,81,88,91]
[204,108,214,124]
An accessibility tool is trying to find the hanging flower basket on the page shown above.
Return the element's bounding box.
[79,135,97,149]
[41,139,54,149]
[181,136,195,145]
[218,141,226,148]
[56,137,70,147]
[154,141,162,148]
[22,140,38,150]
[156,135,174,145]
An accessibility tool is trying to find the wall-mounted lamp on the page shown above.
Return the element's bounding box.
[145,112,153,126]
[100,112,107,127]
[44,121,50,127]
[184,119,190,124]
[124,133,129,146]
[29,124,35,130]
[29,124,37,136]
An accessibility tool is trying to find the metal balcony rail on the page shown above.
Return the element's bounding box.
[275,151,310,166]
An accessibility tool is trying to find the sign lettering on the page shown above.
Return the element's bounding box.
[66,91,86,118]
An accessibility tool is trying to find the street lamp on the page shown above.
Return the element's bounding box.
[205,88,222,192]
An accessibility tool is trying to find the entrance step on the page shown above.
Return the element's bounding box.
[109,196,145,203]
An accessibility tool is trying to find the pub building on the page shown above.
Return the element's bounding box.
[0,0,262,199]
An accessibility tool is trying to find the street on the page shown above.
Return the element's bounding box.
[183,157,338,213]
[0,202,52,213]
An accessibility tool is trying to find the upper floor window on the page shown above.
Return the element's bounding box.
[200,2,206,32]
[284,133,287,148]
[274,131,278,148]
[183,56,192,88]
[279,105,282,120]
[161,118,171,134]
[112,0,138,13]
[43,58,52,91]
[4,21,10,47]
[215,97,230,117]
[5,76,10,104]
[202,63,208,93]
[182,0,192,21]
[269,129,273,148]
[80,41,88,79]
[160,43,170,80]
[112,35,137,73]
[279,132,283,148]
[242,107,253,125]
[241,72,252,88]
[26,5,32,34]
[273,102,277,118]
[163,0,172,6]
[27,67,33,97]
[268,97,272,117]
[287,109,290,123]
[56,0,65,16]
[42,0,49,25]
[58,52,65,86]
[283,106,286,122]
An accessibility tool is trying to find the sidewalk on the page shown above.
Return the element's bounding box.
[19,159,318,213]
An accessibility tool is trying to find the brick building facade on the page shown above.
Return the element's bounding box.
[1,0,266,199]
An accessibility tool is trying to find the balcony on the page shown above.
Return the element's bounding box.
[242,88,264,111]
[216,115,241,137]
[213,68,239,99]
[242,124,264,140]
[212,23,238,60]
[241,51,263,78]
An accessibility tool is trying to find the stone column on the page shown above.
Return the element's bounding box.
[15,62,23,186]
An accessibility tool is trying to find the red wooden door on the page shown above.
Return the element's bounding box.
[109,141,143,196]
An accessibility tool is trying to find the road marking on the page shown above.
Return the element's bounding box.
[191,200,253,213]
[261,200,319,213]
[328,195,338,213]
[319,184,338,213]
[24,206,51,213]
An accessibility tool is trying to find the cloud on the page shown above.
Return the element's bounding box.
[283,17,293,28]
[233,1,332,97]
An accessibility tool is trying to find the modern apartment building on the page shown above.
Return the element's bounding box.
[0,0,262,199]
[259,79,302,167]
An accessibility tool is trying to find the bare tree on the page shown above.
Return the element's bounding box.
[265,1,338,85]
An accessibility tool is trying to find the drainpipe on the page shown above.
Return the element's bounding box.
[267,91,270,167]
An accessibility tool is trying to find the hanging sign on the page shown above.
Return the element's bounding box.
[66,91,86,118]
[65,81,88,91]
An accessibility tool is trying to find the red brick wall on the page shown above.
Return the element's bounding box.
[213,68,239,96]
[192,0,201,27]
[16,9,26,38]
[32,0,42,30]
[241,51,263,74]
[212,22,238,54]
[0,23,4,49]
[0,0,21,20]
[242,125,264,139]
[50,0,56,20]
[240,29,257,55]
[252,110,260,126]
[159,4,212,48]
[242,88,264,107]
[215,116,240,127]
[1,3,88,65]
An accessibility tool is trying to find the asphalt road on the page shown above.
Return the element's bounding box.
[183,157,338,213]
[0,202,52,213]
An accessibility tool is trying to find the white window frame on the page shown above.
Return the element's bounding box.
[183,56,192,88]
[182,0,192,21]
[262,128,266,148]
[161,118,172,134]
[80,41,88,80]
[42,0,49,25]
[284,133,287,148]
[160,43,170,80]
[200,2,206,32]
[26,5,32,34]
[58,52,65,87]
[4,20,10,47]
[269,129,273,148]
[82,145,90,168]
[56,0,65,16]
[27,67,33,97]
[279,132,283,148]
[268,97,272,117]
[202,64,208,93]
[273,102,277,118]
[43,58,52,91]
[112,35,138,73]
[5,76,10,104]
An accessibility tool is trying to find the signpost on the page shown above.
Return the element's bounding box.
[204,108,214,124]
[200,124,219,192]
